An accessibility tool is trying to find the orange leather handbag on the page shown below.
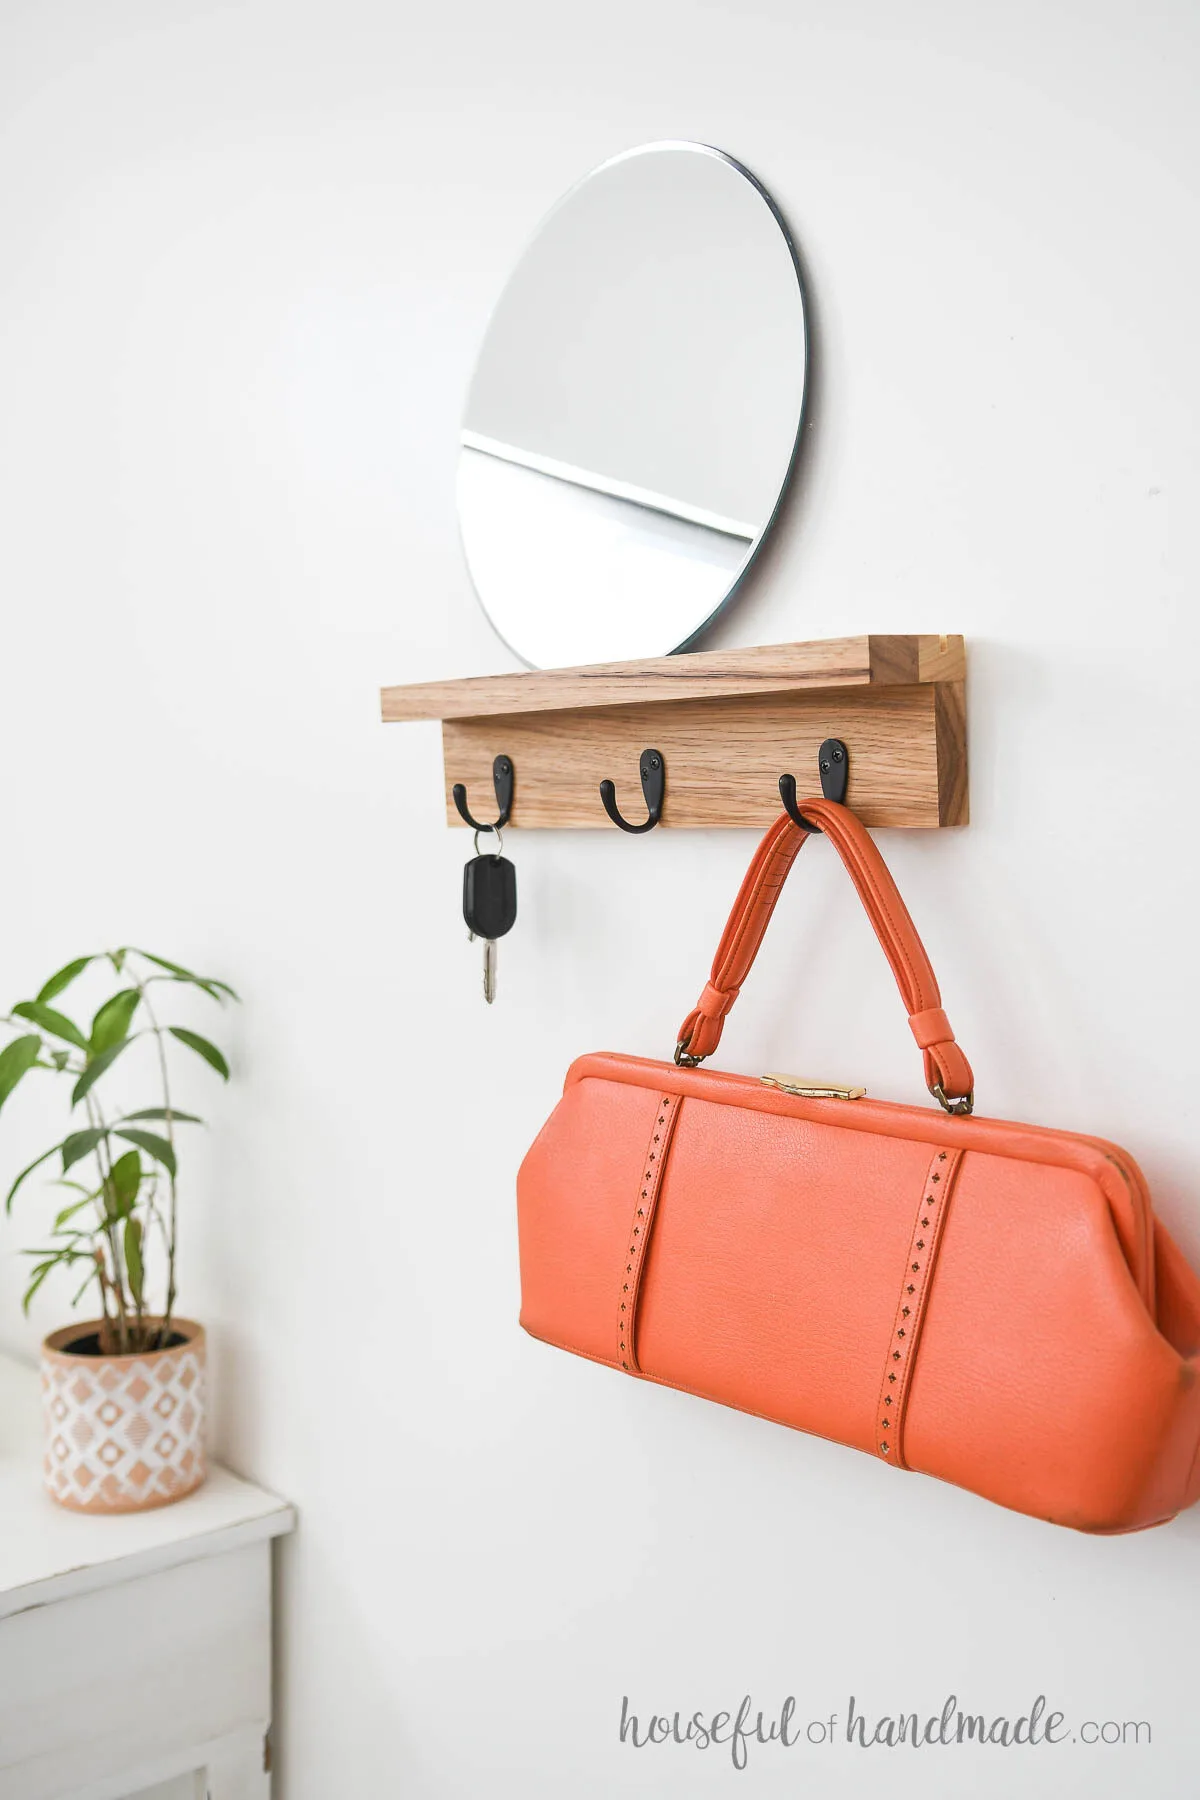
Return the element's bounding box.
[517,800,1200,1531]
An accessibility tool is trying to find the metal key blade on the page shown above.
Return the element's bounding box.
[483,938,497,1004]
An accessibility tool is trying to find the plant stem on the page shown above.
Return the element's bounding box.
[85,1092,129,1352]
[136,981,179,1341]
[90,1241,114,1337]
[139,1178,171,1350]
[92,1246,118,1325]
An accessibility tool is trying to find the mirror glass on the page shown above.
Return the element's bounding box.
[457,142,808,669]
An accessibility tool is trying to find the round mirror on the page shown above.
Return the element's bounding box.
[457,142,808,669]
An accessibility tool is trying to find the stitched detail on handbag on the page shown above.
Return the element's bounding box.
[721,842,793,976]
[618,1093,683,1374]
[875,1146,965,1470]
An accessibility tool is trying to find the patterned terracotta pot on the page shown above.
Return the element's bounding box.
[41,1318,206,1513]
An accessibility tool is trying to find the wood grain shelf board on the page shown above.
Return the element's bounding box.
[381,634,965,723]
[382,633,967,830]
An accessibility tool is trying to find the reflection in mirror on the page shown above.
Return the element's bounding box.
[457,142,808,669]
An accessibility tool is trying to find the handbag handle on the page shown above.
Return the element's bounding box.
[675,800,975,1113]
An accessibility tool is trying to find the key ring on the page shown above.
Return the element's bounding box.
[473,825,504,859]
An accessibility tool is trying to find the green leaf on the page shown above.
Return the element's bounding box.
[119,1107,204,1125]
[70,1264,101,1307]
[114,1127,176,1179]
[124,1217,144,1307]
[71,1037,133,1107]
[6,1144,60,1212]
[36,956,94,1004]
[0,1034,41,1111]
[131,948,239,1003]
[22,1258,57,1315]
[11,1001,88,1051]
[168,1027,230,1080]
[90,988,140,1055]
[49,1049,71,1071]
[54,1193,99,1230]
[62,1127,107,1173]
[107,1149,141,1219]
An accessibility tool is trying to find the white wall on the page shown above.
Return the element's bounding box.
[2,2,1199,1796]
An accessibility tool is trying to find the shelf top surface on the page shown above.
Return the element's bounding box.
[381,633,964,722]
[0,1351,295,1616]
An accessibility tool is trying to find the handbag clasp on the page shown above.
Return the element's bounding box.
[761,1073,866,1101]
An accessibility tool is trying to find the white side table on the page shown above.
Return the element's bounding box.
[0,1351,295,1800]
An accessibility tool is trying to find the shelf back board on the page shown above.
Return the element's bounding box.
[381,635,967,830]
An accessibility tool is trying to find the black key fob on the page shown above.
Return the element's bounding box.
[463,852,517,941]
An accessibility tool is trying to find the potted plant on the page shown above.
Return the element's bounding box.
[0,947,236,1513]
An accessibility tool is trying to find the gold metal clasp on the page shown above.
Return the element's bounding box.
[761,1073,866,1101]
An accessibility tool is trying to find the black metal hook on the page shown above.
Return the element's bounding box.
[453,754,514,832]
[600,748,665,834]
[779,738,849,832]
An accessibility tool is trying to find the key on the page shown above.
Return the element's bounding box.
[463,829,517,1004]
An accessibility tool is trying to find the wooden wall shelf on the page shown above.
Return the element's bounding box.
[380,634,967,830]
